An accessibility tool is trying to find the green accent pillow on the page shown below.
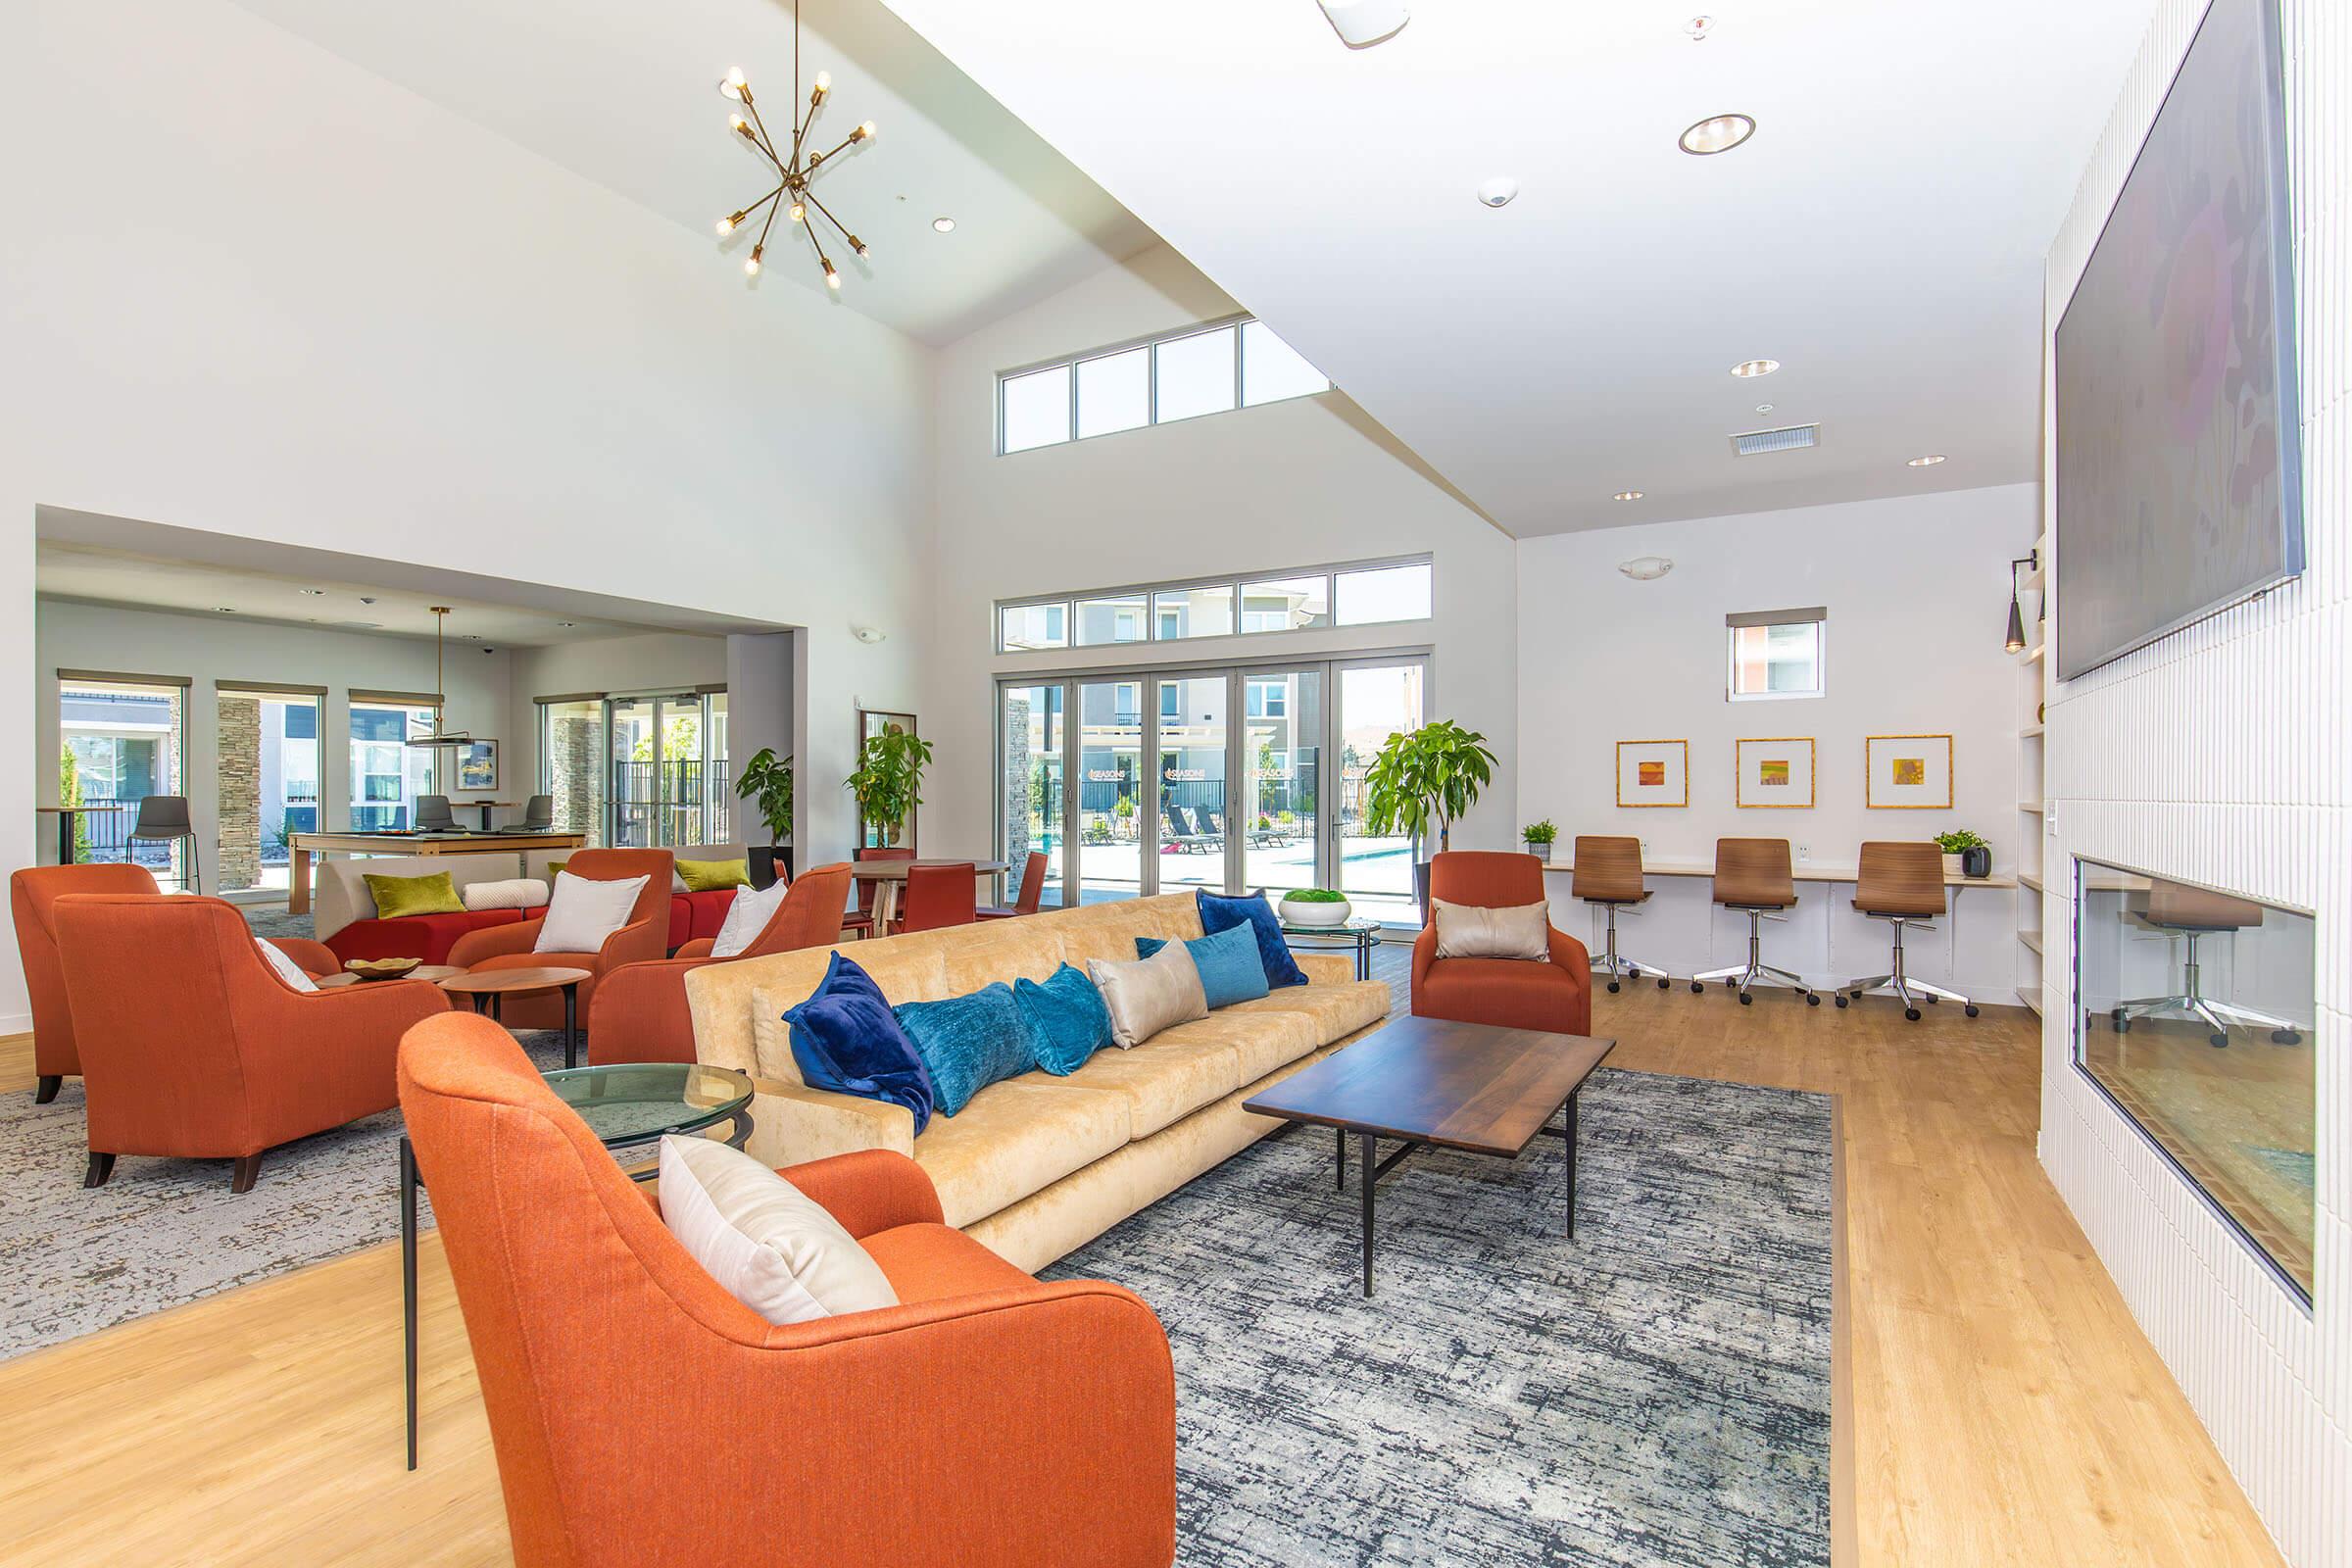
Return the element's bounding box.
[677,858,752,893]
[364,870,466,919]
[546,859,567,879]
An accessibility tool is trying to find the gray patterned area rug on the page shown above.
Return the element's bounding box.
[0,1031,566,1360]
[1044,1068,1834,1567]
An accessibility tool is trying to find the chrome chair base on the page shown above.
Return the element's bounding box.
[1691,910,1815,1004]
[2110,935,2302,1047]
[1588,903,1672,993]
[1838,916,1976,1020]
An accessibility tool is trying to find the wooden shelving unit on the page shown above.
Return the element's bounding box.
[2015,534,2048,1014]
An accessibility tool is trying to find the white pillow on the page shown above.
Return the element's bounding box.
[1431,898,1552,960]
[534,870,651,955]
[658,1134,900,1325]
[255,938,320,993]
[1086,941,1208,1049]
[710,876,792,959]
[463,877,551,912]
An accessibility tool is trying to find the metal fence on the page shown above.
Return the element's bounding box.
[611,760,732,849]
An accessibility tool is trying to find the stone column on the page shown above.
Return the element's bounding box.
[218,696,262,891]
[1004,694,1032,862]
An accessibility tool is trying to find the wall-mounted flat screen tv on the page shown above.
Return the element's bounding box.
[2054,0,2302,682]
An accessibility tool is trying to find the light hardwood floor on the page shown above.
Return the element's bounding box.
[0,964,2284,1566]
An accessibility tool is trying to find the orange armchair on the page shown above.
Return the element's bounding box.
[587,863,855,1067]
[1411,851,1593,1037]
[12,864,339,1104]
[54,894,451,1191]
[446,849,673,1030]
[398,1012,1178,1568]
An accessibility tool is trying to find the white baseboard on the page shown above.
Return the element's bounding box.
[0,1010,30,1036]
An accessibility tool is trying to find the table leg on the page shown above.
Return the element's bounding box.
[874,879,903,935]
[1336,1126,1346,1192]
[1360,1131,1376,1298]
[478,805,496,831]
[563,984,578,1071]
[1566,1089,1580,1240]
[290,847,313,915]
[725,1108,755,1152]
[1358,932,1372,982]
[401,1134,419,1471]
[56,812,74,866]
[469,993,489,1015]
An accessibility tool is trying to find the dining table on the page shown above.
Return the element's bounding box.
[850,858,1010,930]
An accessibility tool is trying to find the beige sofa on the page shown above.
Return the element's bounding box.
[686,893,1392,1271]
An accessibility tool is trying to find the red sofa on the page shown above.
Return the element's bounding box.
[1411,851,1593,1037]
[327,907,526,965]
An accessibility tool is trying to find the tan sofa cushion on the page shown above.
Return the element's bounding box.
[1050,1032,1243,1139]
[913,1079,1133,1229]
[1220,980,1392,1076]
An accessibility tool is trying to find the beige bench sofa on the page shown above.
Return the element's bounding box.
[686,893,1392,1271]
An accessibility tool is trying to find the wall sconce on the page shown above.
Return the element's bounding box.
[2004,549,2039,654]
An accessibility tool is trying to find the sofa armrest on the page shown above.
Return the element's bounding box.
[778,1149,944,1237]
[597,913,668,972]
[1293,951,1355,986]
[448,916,544,968]
[267,936,343,978]
[739,1075,917,1169]
[1546,927,1592,989]
[675,935,716,959]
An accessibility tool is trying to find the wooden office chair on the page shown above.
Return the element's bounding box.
[1692,838,1817,1004]
[1836,841,1976,1020]
[1571,836,1668,993]
[2110,879,2299,1048]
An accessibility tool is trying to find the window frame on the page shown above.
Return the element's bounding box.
[996,312,1330,457]
[994,555,1430,655]
[1726,612,1829,703]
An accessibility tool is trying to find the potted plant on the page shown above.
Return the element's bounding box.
[1935,828,1990,880]
[1280,887,1352,928]
[846,730,933,849]
[1362,718,1498,913]
[735,747,795,886]
[1523,818,1558,863]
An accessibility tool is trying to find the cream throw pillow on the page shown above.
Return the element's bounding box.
[254,938,319,993]
[710,876,792,959]
[534,869,650,954]
[462,877,550,912]
[657,1134,900,1325]
[1086,941,1208,1049]
[1431,898,1552,960]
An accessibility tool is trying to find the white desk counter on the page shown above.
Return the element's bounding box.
[1542,860,2016,891]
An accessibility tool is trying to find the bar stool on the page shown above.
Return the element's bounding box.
[1692,838,1817,1005]
[414,794,457,831]
[1571,836,1669,993]
[126,795,200,893]
[2111,879,2299,1048]
[1836,841,1977,1020]
[520,794,556,830]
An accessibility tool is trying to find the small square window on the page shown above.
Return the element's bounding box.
[1000,603,1069,652]
[1152,585,1234,640]
[1153,325,1237,423]
[1001,365,1072,454]
[1241,320,1330,407]
[1728,616,1826,700]
[1240,576,1332,632]
[1336,563,1433,625]
[1077,347,1151,439]
[1076,594,1150,647]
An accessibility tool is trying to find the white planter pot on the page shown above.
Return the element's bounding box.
[1281,897,1352,928]
[1942,854,1965,878]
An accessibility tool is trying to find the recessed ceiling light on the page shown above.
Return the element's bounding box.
[1680,113,1756,156]
[1908,454,1948,467]
[216,607,236,613]
[557,621,576,628]
[1731,358,1780,378]
[1683,15,1717,41]
[1613,490,1644,501]
[1476,175,1520,208]
[1754,402,1775,414]
[931,217,956,233]
[299,587,324,596]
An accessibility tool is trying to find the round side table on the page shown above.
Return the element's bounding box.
[439,965,592,1069]
[1277,915,1384,981]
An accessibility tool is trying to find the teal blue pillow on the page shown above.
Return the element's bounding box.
[1012,963,1113,1076]
[891,982,1037,1118]
[1135,922,1271,1010]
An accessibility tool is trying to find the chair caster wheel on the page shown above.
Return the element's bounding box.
[1606,980,1620,994]
[1690,981,1704,995]
[2273,1029,2301,1045]
[1924,995,1938,1004]
[1904,1007,1922,1021]
[1964,1004,1980,1018]
[2113,1016,2132,1034]
[1739,992,1753,1006]
[2208,1034,2230,1049]
[1806,992,1820,1006]
[1656,977,1670,990]
[1834,994,1848,1008]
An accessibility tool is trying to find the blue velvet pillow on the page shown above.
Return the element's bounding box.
[1012,963,1114,1076]
[1196,889,1308,989]
[892,982,1038,1118]
[1135,922,1272,1009]
[782,952,937,1135]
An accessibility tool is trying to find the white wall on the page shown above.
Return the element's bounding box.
[918,243,1521,864]
[1516,486,2035,1000]
[2037,4,2348,1563]
[0,0,935,1026]
[725,632,798,847]
[36,598,511,877]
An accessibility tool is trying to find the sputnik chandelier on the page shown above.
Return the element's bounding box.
[713,0,876,290]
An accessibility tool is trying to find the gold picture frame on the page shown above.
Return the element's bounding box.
[1735,737,1816,808]
[1615,739,1690,808]
[1865,733,1954,809]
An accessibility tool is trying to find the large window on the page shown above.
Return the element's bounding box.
[996,558,1428,653]
[537,697,609,843]
[58,671,187,872]
[543,690,727,848]
[997,315,1331,455]
[349,700,439,831]
[1727,608,1827,701]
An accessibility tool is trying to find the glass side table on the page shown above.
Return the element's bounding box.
[1277,915,1385,981]
[401,1061,755,1468]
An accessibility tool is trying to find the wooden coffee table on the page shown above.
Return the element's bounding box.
[439,966,592,1069]
[1242,1014,1615,1297]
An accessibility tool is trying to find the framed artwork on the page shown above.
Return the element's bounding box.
[454,739,499,793]
[1865,733,1954,809]
[1735,737,1816,808]
[1615,740,1689,808]
[856,710,918,851]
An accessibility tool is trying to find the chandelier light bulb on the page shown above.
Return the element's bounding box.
[790,200,806,222]
[850,235,868,258]
[745,246,762,276]
[814,71,831,94]
[719,67,747,100]
[714,216,735,235]
[858,121,877,140]
[823,259,841,289]
[728,113,747,132]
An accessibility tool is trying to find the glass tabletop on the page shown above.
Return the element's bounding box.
[540,1062,755,1148]
[1278,916,1385,937]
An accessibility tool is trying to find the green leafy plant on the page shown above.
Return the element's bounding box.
[59,745,92,861]
[1283,888,1347,903]
[1522,818,1558,845]
[735,747,795,846]
[1114,793,1136,820]
[1934,829,1986,854]
[845,730,933,847]
[1362,719,1497,854]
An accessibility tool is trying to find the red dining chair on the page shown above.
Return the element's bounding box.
[839,846,915,939]
[894,863,977,935]
[977,852,1050,921]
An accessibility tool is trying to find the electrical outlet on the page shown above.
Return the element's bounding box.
[1798,843,1810,862]
[1641,838,1649,855]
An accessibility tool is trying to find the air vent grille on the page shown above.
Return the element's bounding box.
[1731,422,1820,456]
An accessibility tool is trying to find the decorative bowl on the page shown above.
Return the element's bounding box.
[344,956,422,982]
[1280,895,1352,928]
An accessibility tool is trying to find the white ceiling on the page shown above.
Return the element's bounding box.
[224,0,1158,345]
[869,0,2158,535]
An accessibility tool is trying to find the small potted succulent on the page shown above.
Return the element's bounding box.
[1935,828,1991,879]
[1280,887,1352,928]
[1523,818,1559,863]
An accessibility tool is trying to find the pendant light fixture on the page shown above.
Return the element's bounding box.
[2004,551,2039,655]
[713,0,877,290]
[407,607,471,750]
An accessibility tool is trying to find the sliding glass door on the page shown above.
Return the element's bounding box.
[1337,660,1425,922]
[1076,679,1146,904]
[606,691,723,848]
[1154,674,1227,897]
[1001,684,1067,910]
[1243,668,1321,896]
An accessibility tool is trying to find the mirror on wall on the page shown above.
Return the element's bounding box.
[2072,858,2316,1303]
